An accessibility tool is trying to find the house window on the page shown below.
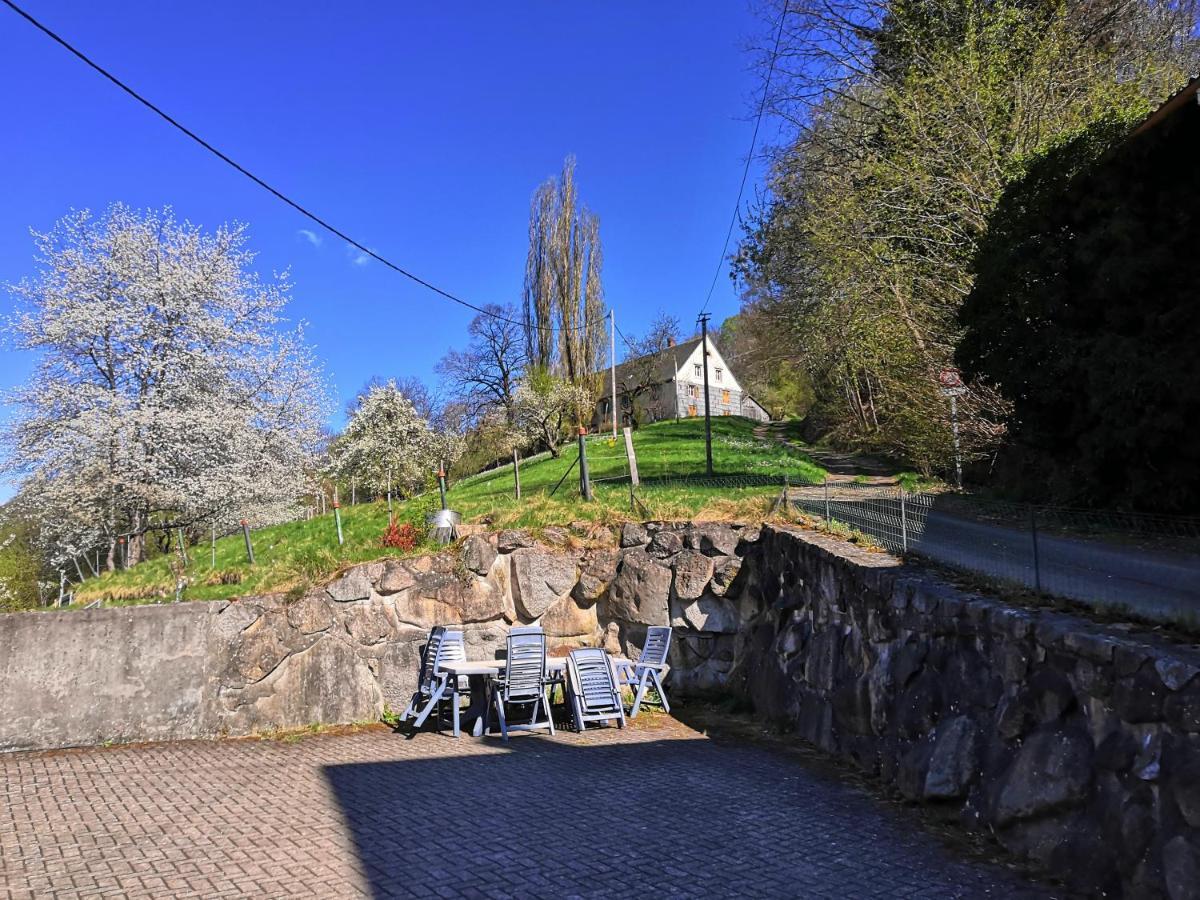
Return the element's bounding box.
[721,390,730,404]
[693,363,702,378]
[715,367,723,382]
[689,385,699,398]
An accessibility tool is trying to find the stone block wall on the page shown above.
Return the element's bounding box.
[723,524,1200,899]
[0,520,759,753]
[3,518,1198,896]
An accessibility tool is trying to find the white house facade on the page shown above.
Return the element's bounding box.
[592,335,769,429]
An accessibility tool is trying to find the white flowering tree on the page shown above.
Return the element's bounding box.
[328,380,462,505]
[511,368,593,458]
[2,205,330,570]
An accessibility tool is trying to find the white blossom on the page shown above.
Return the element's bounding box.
[329,380,462,498]
[511,371,593,457]
[2,205,331,568]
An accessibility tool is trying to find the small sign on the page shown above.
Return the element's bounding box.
[938,368,962,388]
[938,368,966,397]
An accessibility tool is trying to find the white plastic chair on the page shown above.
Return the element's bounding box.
[616,625,672,718]
[567,648,625,732]
[485,629,554,740]
[399,626,467,735]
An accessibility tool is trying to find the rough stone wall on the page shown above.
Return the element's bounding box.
[726,525,1200,900]
[0,520,759,753]
[5,519,1198,896]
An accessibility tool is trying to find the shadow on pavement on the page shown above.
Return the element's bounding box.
[323,728,1051,899]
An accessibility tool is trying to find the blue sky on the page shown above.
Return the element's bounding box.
[0,2,774,479]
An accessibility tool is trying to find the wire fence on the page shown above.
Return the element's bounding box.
[789,481,1200,624]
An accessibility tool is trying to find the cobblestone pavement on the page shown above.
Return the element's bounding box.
[0,717,1053,899]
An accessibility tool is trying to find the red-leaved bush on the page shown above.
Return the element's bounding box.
[381,518,419,550]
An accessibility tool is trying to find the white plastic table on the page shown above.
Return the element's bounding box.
[439,657,567,737]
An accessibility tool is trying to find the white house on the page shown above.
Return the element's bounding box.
[592,334,769,429]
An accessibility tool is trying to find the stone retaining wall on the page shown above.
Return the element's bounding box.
[3,519,1197,896]
[724,525,1200,899]
[0,521,758,752]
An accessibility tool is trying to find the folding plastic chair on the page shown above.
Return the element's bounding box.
[398,626,467,735]
[615,625,672,718]
[566,647,625,731]
[484,629,554,741]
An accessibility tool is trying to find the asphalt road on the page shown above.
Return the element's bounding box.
[789,488,1200,620]
[904,506,1199,620]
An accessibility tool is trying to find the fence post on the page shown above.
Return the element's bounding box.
[1030,505,1041,593]
[577,427,592,501]
[241,519,255,565]
[333,502,344,546]
[437,463,448,510]
[211,522,217,568]
[782,474,790,513]
[176,527,189,566]
[824,477,831,525]
[512,448,521,500]
[900,489,908,554]
[118,536,127,570]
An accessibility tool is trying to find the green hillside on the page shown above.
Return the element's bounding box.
[74,416,823,605]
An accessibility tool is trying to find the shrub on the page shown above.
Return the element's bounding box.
[381,518,419,551]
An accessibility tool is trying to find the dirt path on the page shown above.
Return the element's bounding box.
[755,421,900,484]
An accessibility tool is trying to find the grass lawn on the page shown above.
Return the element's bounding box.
[73,416,824,606]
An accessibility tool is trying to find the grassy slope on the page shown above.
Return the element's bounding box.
[75,416,823,605]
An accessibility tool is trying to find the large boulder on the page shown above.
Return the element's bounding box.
[648,530,683,559]
[341,600,396,646]
[923,716,981,799]
[685,524,739,557]
[1164,835,1200,900]
[460,535,497,576]
[671,593,739,634]
[672,550,714,601]
[326,567,372,603]
[992,727,1094,826]
[540,596,599,641]
[572,549,619,605]
[510,549,578,619]
[286,593,334,635]
[605,548,672,626]
[620,522,649,548]
[376,560,417,595]
[497,529,534,553]
[710,556,742,597]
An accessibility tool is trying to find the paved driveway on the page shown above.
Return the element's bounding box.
[0,720,1051,899]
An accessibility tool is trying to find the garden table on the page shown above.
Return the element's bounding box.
[439,657,567,737]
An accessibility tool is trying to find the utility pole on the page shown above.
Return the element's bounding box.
[697,313,714,476]
[610,310,617,439]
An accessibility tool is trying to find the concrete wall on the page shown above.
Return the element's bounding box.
[0,602,218,751]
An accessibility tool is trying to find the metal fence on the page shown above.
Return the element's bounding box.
[790,481,1200,624]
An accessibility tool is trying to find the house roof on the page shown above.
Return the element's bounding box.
[1131,75,1199,139]
[598,335,703,400]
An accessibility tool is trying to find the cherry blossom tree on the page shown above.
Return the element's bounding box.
[327,380,462,505]
[2,205,330,569]
[511,369,593,458]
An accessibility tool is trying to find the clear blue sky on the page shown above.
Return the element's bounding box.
[0,2,774,484]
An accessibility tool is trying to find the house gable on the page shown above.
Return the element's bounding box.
[674,338,745,394]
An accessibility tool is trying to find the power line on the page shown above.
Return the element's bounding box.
[697,0,788,318]
[0,0,586,337]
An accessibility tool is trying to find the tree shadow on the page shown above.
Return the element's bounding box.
[323,729,1045,898]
